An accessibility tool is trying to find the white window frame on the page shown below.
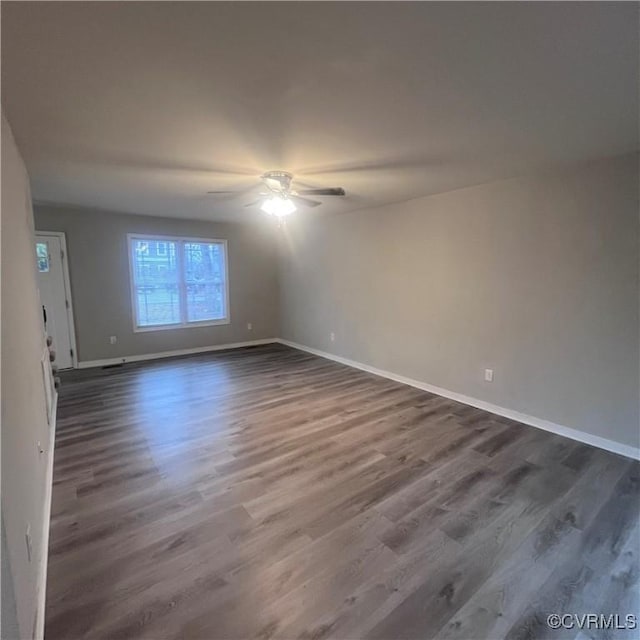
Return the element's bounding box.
[127,233,230,333]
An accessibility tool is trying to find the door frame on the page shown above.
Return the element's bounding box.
[36,230,78,369]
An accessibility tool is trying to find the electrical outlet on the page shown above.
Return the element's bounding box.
[109,336,117,345]
[330,332,335,342]
[247,322,253,331]
[25,524,32,562]
[484,369,494,382]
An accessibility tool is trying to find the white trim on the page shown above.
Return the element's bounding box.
[132,318,231,333]
[127,233,230,332]
[35,389,57,640]
[35,231,79,368]
[276,339,640,461]
[76,335,639,459]
[77,338,278,369]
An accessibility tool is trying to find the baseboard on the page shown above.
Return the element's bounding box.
[276,339,640,461]
[35,390,57,640]
[77,338,279,369]
[76,336,639,460]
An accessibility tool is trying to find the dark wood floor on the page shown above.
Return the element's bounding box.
[46,344,639,640]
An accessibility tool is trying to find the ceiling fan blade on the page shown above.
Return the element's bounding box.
[296,187,346,196]
[205,183,264,198]
[291,195,322,208]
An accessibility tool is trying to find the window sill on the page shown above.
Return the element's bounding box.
[133,318,231,333]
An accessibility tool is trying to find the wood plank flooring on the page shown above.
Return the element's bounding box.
[46,344,639,640]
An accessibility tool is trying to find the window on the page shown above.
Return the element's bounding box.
[128,235,229,331]
[36,242,49,272]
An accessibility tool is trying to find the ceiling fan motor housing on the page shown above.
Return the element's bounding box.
[262,171,293,193]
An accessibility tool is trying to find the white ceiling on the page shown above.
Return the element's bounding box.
[2,2,638,222]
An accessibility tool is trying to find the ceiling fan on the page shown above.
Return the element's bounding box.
[207,171,346,218]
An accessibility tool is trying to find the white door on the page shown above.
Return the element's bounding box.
[35,233,75,369]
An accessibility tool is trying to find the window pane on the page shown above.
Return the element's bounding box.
[131,239,181,326]
[184,242,226,322]
[186,282,226,322]
[36,242,49,272]
[135,284,181,326]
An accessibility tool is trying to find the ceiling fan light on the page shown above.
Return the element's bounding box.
[261,195,296,217]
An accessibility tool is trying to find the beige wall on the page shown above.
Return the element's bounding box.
[34,206,280,363]
[279,154,640,450]
[1,113,53,638]
[2,516,20,639]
